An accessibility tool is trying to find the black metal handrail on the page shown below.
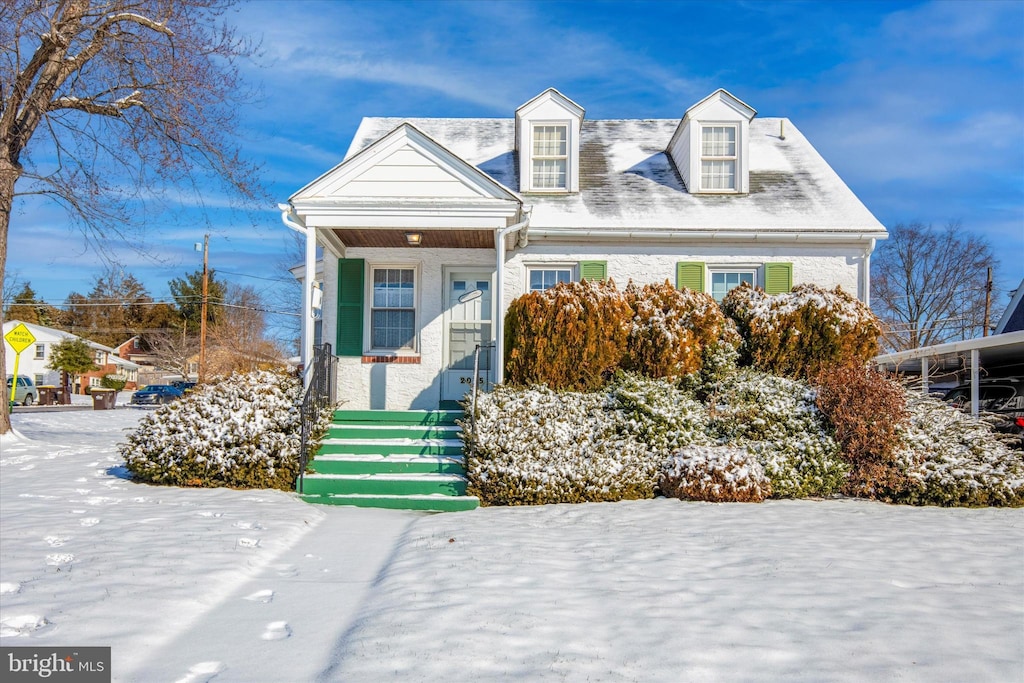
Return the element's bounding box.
[297,343,336,494]
[470,341,495,432]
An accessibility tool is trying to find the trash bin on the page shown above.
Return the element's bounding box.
[37,386,55,405]
[57,386,70,405]
[91,388,116,410]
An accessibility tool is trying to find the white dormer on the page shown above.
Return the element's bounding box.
[515,88,585,194]
[668,89,756,194]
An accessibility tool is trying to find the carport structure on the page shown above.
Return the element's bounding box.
[874,330,1024,416]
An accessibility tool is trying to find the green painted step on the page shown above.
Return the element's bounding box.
[298,493,479,512]
[318,438,463,456]
[327,424,462,440]
[310,454,464,475]
[300,473,468,497]
[332,409,463,425]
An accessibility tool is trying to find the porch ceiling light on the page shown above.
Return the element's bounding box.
[405,232,423,246]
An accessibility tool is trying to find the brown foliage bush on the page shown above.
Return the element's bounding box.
[504,279,632,391]
[722,283,882,379]
[623,281,734,381]
[814,364,910,499]
[658,446,771,502]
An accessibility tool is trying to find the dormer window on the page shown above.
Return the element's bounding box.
[700,125,737,191]
[667,89,756,195]
[532,124,568,190]
[515,88,585,194]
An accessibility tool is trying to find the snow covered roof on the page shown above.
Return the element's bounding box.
[2,320,140,369]
[345,116,887,236]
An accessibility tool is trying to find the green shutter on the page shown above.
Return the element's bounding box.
[579,260,607,282]
[764,262,793,294]
[336,258,364,356]
[676,262,705,292]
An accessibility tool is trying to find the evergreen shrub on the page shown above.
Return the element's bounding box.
[462,383,657,505]
[721,283,881,379]
[623,281,735,382]
[815,364,911,500]
[120,370,327,490]
[706,369,848,497]
[893,392,1024,507]
[659,446,771,503]
[504,279,632,391]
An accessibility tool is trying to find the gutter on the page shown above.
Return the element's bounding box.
[493,208,532,386]
[278,203,317,389]
[529,228,889,242]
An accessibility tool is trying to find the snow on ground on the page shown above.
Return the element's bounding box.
[2,407,1023,682]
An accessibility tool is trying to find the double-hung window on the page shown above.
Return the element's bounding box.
[528,267,573,292]
[531,124,568,191]
[34,344,44,360]
[701,125,737,191]
[371,267,416,351]
[710,270,755,302]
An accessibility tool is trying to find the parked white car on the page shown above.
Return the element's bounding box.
[6,376,37,405]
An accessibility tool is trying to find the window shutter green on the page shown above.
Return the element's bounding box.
[579,260,607,282]
[764,262,793,294]
[336,258,364,356]
[676,262,705,292]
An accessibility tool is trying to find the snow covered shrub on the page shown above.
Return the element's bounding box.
[721,283,881,379]
[659,446,771,503]
[607,372,712,454]
[892,392,1024,507]
[462,384,658,505]
[120,370,320,490]
[707,369,848,498]
[623,281,736,382]
[504,279,632,391]
[814,364,910,500]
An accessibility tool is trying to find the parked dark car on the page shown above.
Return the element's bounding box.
[171,381,198,393]
[943,377,1024,447]
[129,384,184,406]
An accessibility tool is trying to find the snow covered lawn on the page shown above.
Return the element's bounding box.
[2,409,1022,682]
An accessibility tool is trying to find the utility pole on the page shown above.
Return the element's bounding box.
[983,267,992,338]
[199,234,209,383]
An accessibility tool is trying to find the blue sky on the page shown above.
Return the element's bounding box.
[6,0,1024,329]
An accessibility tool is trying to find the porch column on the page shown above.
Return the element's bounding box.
[279,204,316,389]
[494,230,506,385]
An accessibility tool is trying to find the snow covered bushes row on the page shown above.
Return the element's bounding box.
[121,371,322,490]
[722,283,881,379]
[504,279,737,391]
[463,371,846,505]
[464,371,1023,507]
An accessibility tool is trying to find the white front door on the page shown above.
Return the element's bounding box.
[442,270,494,403]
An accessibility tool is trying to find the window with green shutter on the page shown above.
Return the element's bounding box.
[579,260,607,282]
[676,262,705,292]
[336,258,365,356]
[764,262,793,294]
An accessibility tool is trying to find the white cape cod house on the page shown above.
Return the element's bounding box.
[282,88,887,410]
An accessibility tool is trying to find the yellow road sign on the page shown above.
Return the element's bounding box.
[4,323,36,354]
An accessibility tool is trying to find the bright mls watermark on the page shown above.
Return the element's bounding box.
[2,647,110,682]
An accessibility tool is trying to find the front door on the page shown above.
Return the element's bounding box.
[442,270,494,403]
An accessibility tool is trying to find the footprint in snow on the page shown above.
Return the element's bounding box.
[44,535,69,547]
[232,521,265,530]
[260,621,292,641]
[46,553,74,567]
[237,538,261,549]
[80,518,100,527]
[0,614,50,637]
[173,661,226,683]
[197,511,224,518]
[0,582,22,595]
[271,564,298,578]
[243,589,274,603]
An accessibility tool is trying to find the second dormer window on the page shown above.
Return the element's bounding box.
[532,124,568,190]
[701,125,737,191]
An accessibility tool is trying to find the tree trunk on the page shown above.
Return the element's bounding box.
[1,158,22,434]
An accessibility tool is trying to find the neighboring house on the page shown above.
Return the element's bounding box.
[280,88,888,410]
[2,320,140,393]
